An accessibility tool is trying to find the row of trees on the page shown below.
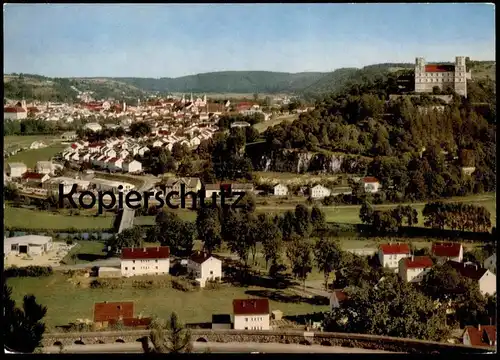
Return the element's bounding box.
[359,203,418,233]
[423,202,492,232]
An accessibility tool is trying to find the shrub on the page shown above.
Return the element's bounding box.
[4,265,53,278]
[66,239,73,245]
[172,278,196,292]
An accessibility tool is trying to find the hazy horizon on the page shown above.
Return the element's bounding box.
[4,3,495,78]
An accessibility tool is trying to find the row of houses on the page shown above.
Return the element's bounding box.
[378,242,496,296]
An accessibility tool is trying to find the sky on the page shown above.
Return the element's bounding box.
[3,3,496,78]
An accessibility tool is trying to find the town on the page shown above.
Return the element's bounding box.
[3,2,496,356]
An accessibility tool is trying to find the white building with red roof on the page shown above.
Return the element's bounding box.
[187,251,222,288]
[463,325,496,347]
[120,246,170,277]
[233,299,270,330]
[414,56,471,97]
[431,242,463,264]
[398,255,433,283]
[4,106,27,120]
[378,243,411,273]
[361,177,381,193]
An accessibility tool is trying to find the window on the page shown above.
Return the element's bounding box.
[133,260,135,264]
[155,259,158,263]
[125,267,128,270]
[245,318,248,322]
[210,270,213,275]
[132,267,135,270]
[156,266,158,269]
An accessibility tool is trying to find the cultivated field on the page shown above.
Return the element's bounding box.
[4,206,115,230]
[4,135,63,150]
[4,143,67,168]
[253,114,298,133]
[6,273,329,329]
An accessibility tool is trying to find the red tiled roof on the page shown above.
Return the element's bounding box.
[379,243,410,255]
[107,157,120,163]
[334,291,347,302]
[431,242,462,258]
[94,301,134,322]
[22,172,45,180]
[425,64,455,73]
[465,326,497,347]
[121,247,170,260]
[446,261,488,281]
[362,176,379,184]
[189,251,220,264]
[403,256,433,269]
[233,299,270,315]
[4,107,27,113]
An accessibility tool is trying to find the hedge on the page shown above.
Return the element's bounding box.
[4,265,54,278]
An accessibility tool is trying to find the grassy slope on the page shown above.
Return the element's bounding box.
[4,143,67,168]
[253,114,298,133]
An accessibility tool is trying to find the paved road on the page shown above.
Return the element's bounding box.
[42,341,399,354]
[118,178,157,234]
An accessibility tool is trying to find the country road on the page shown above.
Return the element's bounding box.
[42,341,400,354]
[118,178,157,234]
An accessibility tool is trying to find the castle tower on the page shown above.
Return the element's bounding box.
[414,57,426,93]
[454,56,467,97]
[203,94,207,106]
[181,94,186,104]
[123,101,127,112]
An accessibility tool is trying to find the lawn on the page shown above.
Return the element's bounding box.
[4,206,115,230]
[253,114,298,133]
[4,143,67,168]
[4,135,63,150]
[6,273,329,329]
[255,193,496,228]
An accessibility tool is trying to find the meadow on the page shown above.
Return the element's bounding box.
[253,114,298,133]
[4,135,63,150]
[4,206,115,230]
[4,143,67,168]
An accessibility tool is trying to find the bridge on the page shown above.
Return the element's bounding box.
[42,329,493,354]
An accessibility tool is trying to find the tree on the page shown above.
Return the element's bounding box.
[144,312,192,353]
[294,204,312,237]
[4,283,47,353]
[155,211,196,256]
[314,238,343,290]
[359,201,374,225]
[323,275,450,341]
[421,263,477,302]
[196,207,222,255]
[286,237,313,290]
[107,226,144,254]
[310,206,326,230]
[259,214,283,269]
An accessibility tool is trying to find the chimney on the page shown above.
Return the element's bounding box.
[143,247,147,252]
[254,301,257,308]
[478,324,481,331]
[157,247,159,251]
[411,255,414,262]
[242,302,245,308]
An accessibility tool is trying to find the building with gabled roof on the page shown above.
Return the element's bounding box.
[93,301,134,326]
[463,325,496,347]
[120,246,170,277]
[233,299,270,330]
[378,243,411,273]
[432,242,464,264]
[398,255,433,283]
[445,260,496,296]
[187,251,222,288]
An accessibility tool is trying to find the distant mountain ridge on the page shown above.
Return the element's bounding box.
[4,61,495,101]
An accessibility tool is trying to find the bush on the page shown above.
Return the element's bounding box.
[204,279,221,290]
[4,265,53,278]
[89,279,124,289]
[172,278,196,292]
[66,239,73,245]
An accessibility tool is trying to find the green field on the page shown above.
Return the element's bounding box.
[4,206,115,230]
[4,143,67,168]
[253,114,298,133]
[7,273,329,329]
[4,135,63,150]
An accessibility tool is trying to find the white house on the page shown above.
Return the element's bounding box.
[362,177,381,193]
[83,122,103,132]
[123,160,142,173]
[152,140,164,148]
[378,243,411,273]
[310,184,331,199]
[273,183,288,196]
[138,146,150,156]
[7,162,27,178]
[431,242,464,264]
[119,150,130,159]
[4,235,53,257]
[398,256,434,283]
[35,161,54,175]
[30,141,47,150]
[120,247,170,277]
[483,254,496,274]
[187,251,223,288]
[107,157,123,171]
[233,299,270,330]
[446,261,496,296]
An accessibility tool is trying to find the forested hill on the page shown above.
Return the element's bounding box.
[106,71,328,94]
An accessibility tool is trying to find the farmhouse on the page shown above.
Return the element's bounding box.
[273,183,288,196]
[446,261,496,296]
[431,242,464,264]
[120,246,170,277]
[310,184,331,199]
[7,162,27,178]
[4,235,53,257]
[233,299,270,331]
[22,172,50,184]
[187,251,222,288]
[35,161,54,175]
[362,177,381,193]
[398,256,433,283]
[378,243,411,273]
[165,177,202,194]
